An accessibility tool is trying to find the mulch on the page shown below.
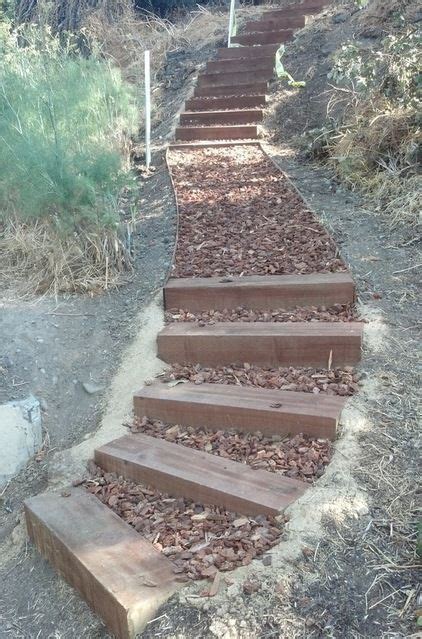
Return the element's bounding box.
[165,303,358,324]
[85,466,283,583]
[130,417,331,482]
[164,363,359,396]
[168,145,346,278]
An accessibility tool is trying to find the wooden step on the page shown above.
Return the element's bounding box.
[95,434,307,516]
[232,29,294,47]
[194,82,268,98]
[217,44,279,60]
[206,56,275,74]
[164,273,356,312]
[134,382,346,439]
[157,321,363,368]
[169,140,261,150]
[185,95,267,111]
[25,488,178,639]
[198,69,274,88]
[265,0,329,19]
[175,124,259,142]
[243,15,306,32]
[180,109,263,126]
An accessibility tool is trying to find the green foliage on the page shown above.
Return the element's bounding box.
[306,28,421,227]
[328,31,422,108]
[0,22,138,233]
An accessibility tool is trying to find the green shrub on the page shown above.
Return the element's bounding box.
[0,22,138,233]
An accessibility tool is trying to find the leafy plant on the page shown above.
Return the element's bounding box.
[309,28,421,227]
[0,22,138,233]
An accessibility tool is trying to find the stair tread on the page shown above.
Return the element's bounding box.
[157,321,363,368]
[161,320,362,336]
[217,44,279,60]
[164,272,355,311]
[182,109,262,115]
[194,82,268,97]
[169,140,261,149]
[232,30,294,45]
[136,381,346,413]
[95,434,307,516]
[25,488,178,639]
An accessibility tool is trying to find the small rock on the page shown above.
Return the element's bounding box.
[332,12,348,23]
[82,382,105,395]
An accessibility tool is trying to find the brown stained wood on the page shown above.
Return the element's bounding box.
[175,125,259,142]
[243,16,305,32]
[169,140,261,150]
[95,434,307,516]
[157,321,363,368]
[217,44,279,60]
[265,0,329,19]
[206,57,275,74]
[232,30,294,46]
[197,69,274,88]
[164,273,355,312]
[185,95,267,111]
[180,109,263,126]
[25,488,178,639]
[134,382,346,439]
[194,81,268,98]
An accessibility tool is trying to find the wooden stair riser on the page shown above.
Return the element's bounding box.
[180,109,263,126]
[198,69,274,88]
[217,44,279,60]
[169,140,261,150]
[243,16,306,32]
[206,56,275,74]
[25,489,178,639]
[95,434,306,516]
[265,0,329,19]
[175,125,259,142]
[164,273,356,312]
[157,322,363,368]
[185,95,267,111]
[232,30,294,47]
[134,383,346,440]
[194,82,268,98]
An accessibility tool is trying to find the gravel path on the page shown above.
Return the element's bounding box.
[168,146,346,278]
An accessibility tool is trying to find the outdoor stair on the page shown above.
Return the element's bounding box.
[163,273,355,312]
[193,81,268,97]
[179,109,263,126]
[175,124,259,142]
[197,69,274,88]
[25,488,178,639]
[157,321,363,368]
[23,1,358,637]
[94,434,307,516]
[216,44,279,60]
[206,56,275,73]
[231,29,294,47]
[134,382,346,440]
[185,95,267,111]
[243,16,306,32]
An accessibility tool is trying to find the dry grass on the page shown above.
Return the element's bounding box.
[327,99,421,228]
[0,218,132,297]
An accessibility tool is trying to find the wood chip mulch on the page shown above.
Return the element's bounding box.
[130,417,331,482]
[164,363,359,396]
[165,303,358,325]
[85,467,282,582]
[168,146,346,278]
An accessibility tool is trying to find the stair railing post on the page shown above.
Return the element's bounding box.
[227,0,236,48]
[144,50,151,169]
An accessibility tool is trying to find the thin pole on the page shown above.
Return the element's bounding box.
[228,0,236,48]
[144,50,151,169]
